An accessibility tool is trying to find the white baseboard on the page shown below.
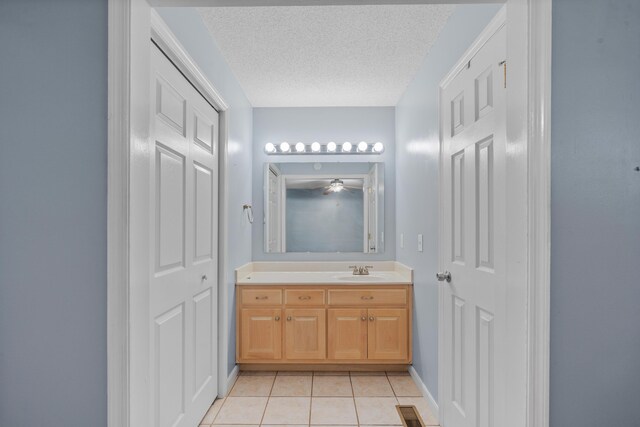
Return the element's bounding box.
[408,366,439,421]
[222,365,239,397]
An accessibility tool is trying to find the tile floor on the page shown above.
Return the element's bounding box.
[199,371,439,427]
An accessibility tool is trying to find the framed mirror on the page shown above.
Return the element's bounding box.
[264,162,384,254]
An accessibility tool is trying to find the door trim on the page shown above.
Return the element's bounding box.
[107,2,230,427]
[526,2,552,427]
[150,10,228,111]
[437,2,551,427]
[107,2,131,426]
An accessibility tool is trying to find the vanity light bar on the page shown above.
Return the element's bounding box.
[264,141,384,155]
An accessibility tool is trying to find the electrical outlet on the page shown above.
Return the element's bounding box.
[418,234,423,252]
[400,233,404,249]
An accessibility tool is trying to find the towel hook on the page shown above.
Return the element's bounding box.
[243,204,254,224]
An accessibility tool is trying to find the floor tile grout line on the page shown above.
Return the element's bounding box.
[349,371,361,427]
[308,372,314,425]
[258,373,277,426]
[210,374,238,423]
[386,372,398,400]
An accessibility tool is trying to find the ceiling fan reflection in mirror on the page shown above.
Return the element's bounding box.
[323,178,361,195]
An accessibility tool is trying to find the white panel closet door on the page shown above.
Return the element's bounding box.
[149,44,219,427]
[440,24,507,427]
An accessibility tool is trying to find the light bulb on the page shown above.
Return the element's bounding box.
[342,142,352,152]
[357,141,368,152]
[265,142,276,153]
[373,142,384,153]
[279,142,290,152]
[295,142,305,152]
[327,141,337,152]
[311,142,321,152]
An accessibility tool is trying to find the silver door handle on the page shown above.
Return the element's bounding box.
[436,271,452,283]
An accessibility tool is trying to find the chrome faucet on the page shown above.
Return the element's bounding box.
[348,265,374,275]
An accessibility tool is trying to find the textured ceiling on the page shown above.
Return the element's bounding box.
[198,5,456,107]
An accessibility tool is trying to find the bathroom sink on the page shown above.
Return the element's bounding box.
[335,275,386,282]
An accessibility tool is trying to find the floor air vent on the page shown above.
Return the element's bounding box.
[396,405,425,427]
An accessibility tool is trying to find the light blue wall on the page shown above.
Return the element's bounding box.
[394,4,501,400]
[157,8,254,376]
[286,188,364,253]
[0,0,108,425]
[550,1,640,425]
[253,107,396,261]
[3,2,639,426]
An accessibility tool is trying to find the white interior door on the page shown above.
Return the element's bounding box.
[440,22,507,427]
[149,44,219,427]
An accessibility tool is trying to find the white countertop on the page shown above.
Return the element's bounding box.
[235,262,413,285]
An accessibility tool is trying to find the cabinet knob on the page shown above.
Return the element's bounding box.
[361,316,367,321]
[287,316,292,321]
[369,316,375,321]
[275,316,280,321]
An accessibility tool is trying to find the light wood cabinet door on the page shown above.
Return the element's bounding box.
[240,308,282,360]
[328,309,368,360]
[367,308,408,360]
[284,309,326,360]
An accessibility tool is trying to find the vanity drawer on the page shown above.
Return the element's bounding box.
[241,289,282,305]
[328,289,407,306]
[285,289,325,306]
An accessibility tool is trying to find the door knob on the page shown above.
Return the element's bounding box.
[436,271,452,283]
[202,274,208,281]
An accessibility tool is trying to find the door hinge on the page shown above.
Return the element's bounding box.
[499,60,507,88]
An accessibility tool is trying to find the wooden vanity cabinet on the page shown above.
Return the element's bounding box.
[327,308,408,361]
[367,308,408,360]
[285,308,326,360]
[240,308,282,360]
[327,308,368,360]
[236,284,412,366]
